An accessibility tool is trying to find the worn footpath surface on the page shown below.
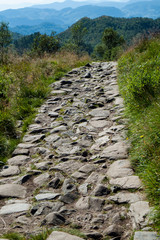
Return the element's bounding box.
[0,62,155,239]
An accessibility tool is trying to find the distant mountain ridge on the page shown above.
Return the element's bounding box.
[0,0,159,36]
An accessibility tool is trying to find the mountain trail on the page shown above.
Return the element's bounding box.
[0,62,156,240]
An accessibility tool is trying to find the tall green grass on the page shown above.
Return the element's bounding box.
[118,36,160,231]
[0,51,90,164]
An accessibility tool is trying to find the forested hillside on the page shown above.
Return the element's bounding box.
[58,16,160,49]
[13,16,160,55]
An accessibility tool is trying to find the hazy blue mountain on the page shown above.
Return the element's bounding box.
[0,0,159,36]
[0,6,124,35]
[10,22,66,35]
[123,0,160,18]
[32,0,126,10]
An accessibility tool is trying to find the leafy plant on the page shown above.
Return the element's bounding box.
[118,35,160,231]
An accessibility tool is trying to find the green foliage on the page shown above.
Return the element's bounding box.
[71,22,87,47]
[14,32,40,54]
[119,37,160,107]
[93,28,125,60]
[32,32,60,56]
[0,50,90,166]
[70,22,89,55]
[59,16,160,54]
[2,232,24,240]
[0,22,12,63]
[2,229,52,240]
[118,35,160,231]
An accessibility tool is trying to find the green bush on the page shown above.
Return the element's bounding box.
[118,35,160,231]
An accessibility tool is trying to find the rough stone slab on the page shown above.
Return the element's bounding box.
[0,184,26,198]
[101,142,128,159]
[44,134,60,143]
[85,172,105,185]
[71,171,88,180]
[129,201,150,229]
[75,197,90,210]
[134,231,160,240]
[12,148,29,156]
[91,135,110,150]
[79,164,96,173]
[23,134,45,143]
[78,183,89,195]
[51,90,66,95]
[51,125,67,133]
[50,160,83,174]
[108,192,144,203]
[7,155,30,166]
[33,172,50,186]
[0,203,31,215]
[0,166,20,177]
[89,120,110,128]
[47,231,84,240]
[89,197,105,211]
[43,212,65,226]
[89,108,110,118]
[107,160,134,179]
[48,111,59,117]
[109,176,142,189]
[17,143,35,149]
[35,193,60,201]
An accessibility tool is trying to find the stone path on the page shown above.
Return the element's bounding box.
[0,62,156,240]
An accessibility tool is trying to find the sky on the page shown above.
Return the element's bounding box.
[0,0,128,11]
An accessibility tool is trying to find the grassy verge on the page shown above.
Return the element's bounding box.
[0,50,90,165]
[118,36,160,231]
[2,227,87,240]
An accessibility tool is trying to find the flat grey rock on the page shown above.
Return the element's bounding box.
[17,143,35,149]
[0,203,31,215]
[33,172,50,186]
[51,160,83,174]
[75,197,90,210]
[47,231,84,240]
[51,125,67,133]
[0,184,26,198]
[85,172,105,185]
[107,160,134,178]
[89,120,110,128]
[89,197,105,211]
[89,108,110,118]
[71,171,88,180]
[7,155,30,166]
[48,111,59,117]
[78,183,89,195]
[134,231,160,240]
[108,192,144,203]
[35,193,60,201]
[44,134,60,143]
[79,164,96,173]
[43,212,65,226]
[12,148,29,156]
[129,201,150,229]
[23,134,45,143]
[110,176,142,189]
[51,90,66,95]
[101,142,128,159]
[0,166,20,177]
[91,135,110,150]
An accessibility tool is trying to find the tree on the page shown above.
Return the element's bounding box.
[71,22,88,54]
[93,28,125,60]
[0,22,12,63]
[32,32,60,56]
